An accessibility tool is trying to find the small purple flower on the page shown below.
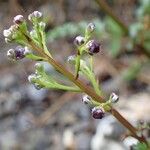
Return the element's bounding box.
[74,35,85,46]
[86,40,101,55]
[13,15,24,24]
[91,107,105,119]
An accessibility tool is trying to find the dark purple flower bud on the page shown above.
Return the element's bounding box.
[86,23,95,33]
[91,107,105,119]
[86,40,101,55]
[110,92,119,103]
[13,15,24,24]
[14,46,25,59]
[74,35,85,46]
[7,46,27,61]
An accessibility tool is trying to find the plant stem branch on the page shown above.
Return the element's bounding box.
[94,0,128,35]
[28,40,148,145]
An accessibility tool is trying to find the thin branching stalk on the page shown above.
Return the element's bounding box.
[28,39,148,145]
[94,0,129,35]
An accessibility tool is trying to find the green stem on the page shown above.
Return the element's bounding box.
[75,53,81,79]
[89,56,93,71]
[88,71,102,96]
[56,84,81,92]
[40,31,52,57]
[81,64,102,96]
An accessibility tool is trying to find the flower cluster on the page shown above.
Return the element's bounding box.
[74,23,101,55]
[3,11,49,61]
[3,11,119,120]
[82,92,119,119]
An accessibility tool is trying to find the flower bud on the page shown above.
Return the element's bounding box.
[28,11,42,22]
[86,23,95,33]
[9,24,19,33]
[39,22,46,29]
[82,95,92,105]
[30,30,36,37]
[3,29,12,38]
[33,11,42,18]
[35,63,44,73]
[67,55,76,64]
[74,35,85,46]
[24,47,31,55]
[86,40,101,55]
[7,46,26,61]
[91,107,105,119]
[28,74,37,83]
[7,49,15,59]
[28,74,43,90]
[109,92,119,103]
[5,38,12,43]
[13,15,24,24]
[34,83,43,90]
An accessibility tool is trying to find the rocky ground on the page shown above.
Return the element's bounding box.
[0,0,149,150]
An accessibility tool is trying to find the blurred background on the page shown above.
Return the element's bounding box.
[0,0,150,149]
